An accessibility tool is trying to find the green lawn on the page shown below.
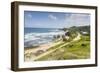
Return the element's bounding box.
[35,35,90,61]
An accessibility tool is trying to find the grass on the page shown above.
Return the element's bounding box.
[35,35,90,61]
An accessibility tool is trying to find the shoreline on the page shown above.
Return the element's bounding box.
[24,42,54,54]
[24,39,63,61]
[24,42,56,61]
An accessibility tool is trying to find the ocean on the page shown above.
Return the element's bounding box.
[24,28,65,48]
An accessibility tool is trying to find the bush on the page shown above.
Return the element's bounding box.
[81,43,86,46]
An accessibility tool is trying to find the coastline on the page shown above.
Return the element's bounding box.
[25,42,53,54]
[24,42,57,61]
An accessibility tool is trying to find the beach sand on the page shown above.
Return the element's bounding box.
[24,42,55,61]
[25,43,53,54]
[24,40,63,61]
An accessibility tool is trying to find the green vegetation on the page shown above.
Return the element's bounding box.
[33,26,90,61]
[35,35,90,61]
[69,25,90,34]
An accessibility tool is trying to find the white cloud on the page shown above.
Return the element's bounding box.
[48,14,57,20]
[65,13,90,26]
[70,14,89,19]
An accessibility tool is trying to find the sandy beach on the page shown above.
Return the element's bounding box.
[24,42,55,61]
[25,42,53,54]
[24,40,63,61]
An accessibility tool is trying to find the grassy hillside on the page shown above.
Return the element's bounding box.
[35,35,90,61]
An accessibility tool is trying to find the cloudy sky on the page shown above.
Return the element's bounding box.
[24,11,90,28]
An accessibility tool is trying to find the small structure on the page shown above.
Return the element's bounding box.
[81,31,88,35]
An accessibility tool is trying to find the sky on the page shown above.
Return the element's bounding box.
[24,11,90,28]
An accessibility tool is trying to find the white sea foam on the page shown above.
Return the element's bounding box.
[24,30,65,47]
